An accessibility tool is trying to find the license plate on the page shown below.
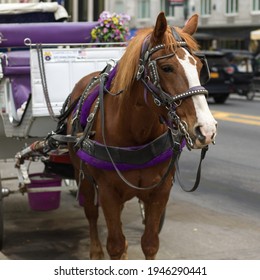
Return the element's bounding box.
[210,72,219,78]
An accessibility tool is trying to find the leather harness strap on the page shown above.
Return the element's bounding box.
[80,131,179,166]
[175,146,208,192]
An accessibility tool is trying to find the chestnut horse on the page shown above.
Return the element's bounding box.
[66,12,217,259]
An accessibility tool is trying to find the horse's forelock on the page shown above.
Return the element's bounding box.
[163,27,199,53]
[112,29,152,93]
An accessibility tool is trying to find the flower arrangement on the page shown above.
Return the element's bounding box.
[91,11,131,43]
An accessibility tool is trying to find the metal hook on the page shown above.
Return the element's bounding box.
[154,98,162,106]
[173,99,182,108]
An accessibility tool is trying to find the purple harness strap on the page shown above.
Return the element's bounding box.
[76,64,185,171]
[80,66,117,127]
[77,148,173,171]
[77,140,185,171]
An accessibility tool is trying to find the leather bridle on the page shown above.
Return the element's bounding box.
[136,41,208,108]
[136,29,209,150]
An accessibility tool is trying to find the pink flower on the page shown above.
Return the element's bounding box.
[91,11,131,43]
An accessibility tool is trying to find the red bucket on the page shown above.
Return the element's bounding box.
[27,173,62,211]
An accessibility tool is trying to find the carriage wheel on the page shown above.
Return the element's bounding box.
[139,200,165,233]
[0,174,4,250]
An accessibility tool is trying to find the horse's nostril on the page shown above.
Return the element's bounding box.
[195,126,206,143]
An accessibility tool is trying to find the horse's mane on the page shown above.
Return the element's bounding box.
[111,26,199,94]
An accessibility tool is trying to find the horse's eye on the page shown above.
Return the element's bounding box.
[162,65,173,73]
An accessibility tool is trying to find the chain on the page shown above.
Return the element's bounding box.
[71,77,99,126]
[76,97,100,149]
[178,120,193,150]
[167,109,194,150]
[36,44,58,121]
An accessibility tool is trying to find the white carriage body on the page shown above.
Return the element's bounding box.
[30,47,125,117]
[0,46,125,138]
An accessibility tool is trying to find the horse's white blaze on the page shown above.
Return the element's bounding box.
[176,49,217,145]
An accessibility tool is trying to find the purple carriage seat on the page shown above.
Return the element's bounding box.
[1,50,30,111]
[0,22,97,47]
[0,22,98,120]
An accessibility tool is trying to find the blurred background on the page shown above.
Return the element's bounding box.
[1,0,259,52]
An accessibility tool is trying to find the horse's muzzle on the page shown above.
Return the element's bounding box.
[193,122,217,148]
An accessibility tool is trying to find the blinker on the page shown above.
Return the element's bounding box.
[195,53,210,85]
[144,50,150,63]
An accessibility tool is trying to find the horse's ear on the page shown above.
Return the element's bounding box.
[182,14,198,35]
[151,12,168,44]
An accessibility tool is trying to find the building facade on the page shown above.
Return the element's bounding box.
[104,0,260,51]
[191,0,260,50]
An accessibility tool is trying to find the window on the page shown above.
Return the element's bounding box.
[63,0,104,21]
[93,0,105,21]
[252,0,260,11]
[137,0,150,18]
[160,0,175,17]
[226,0,238,14]
[218,39,244,50]
[78,1,88,22]
[201,0,211,16]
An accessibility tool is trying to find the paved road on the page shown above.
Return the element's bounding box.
[0,95,260,260]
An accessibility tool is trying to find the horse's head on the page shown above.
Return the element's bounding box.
[137,12,217,149]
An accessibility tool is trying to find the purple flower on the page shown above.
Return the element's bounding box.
[100,11,111,20]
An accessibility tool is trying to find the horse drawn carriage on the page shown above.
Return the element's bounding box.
[0,18,125,250]
[0,11,217,259]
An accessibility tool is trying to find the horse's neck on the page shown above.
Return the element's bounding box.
[104,83,166,146]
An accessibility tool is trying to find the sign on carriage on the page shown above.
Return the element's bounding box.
[41,49,92,63]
